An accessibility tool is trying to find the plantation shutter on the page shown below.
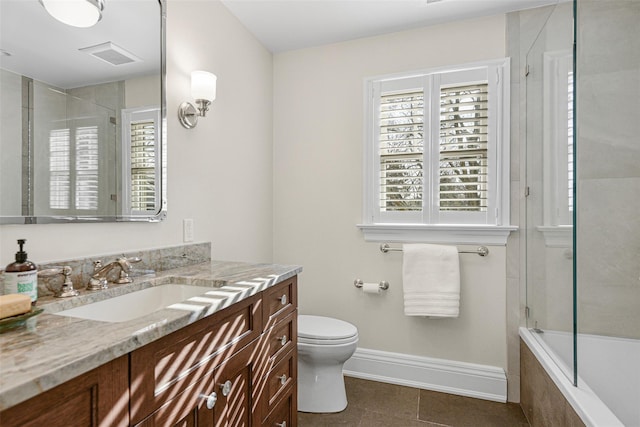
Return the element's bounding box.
[439,83,488,212]
[379,90,424,212]
[75,125,99,210]
[129,119,157,212]
[366,60,506,230]
[49,128,71,209]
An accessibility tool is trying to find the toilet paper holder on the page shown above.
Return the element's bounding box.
[354,279,389,291]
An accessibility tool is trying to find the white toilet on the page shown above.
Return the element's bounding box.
[297,315,359,413]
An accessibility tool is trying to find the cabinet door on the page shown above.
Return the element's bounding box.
[0,356,129,427]
[213,342,255,427]
[131,293,261,424]
[138,343,256,427]
[134,368,215,427]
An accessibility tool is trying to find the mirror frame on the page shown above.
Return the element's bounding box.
[1,0,166,225]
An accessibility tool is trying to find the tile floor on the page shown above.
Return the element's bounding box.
[298,377,530,427]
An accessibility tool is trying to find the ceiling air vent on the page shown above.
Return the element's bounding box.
[79,42,141,66]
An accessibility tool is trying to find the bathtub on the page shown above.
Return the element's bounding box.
[520,327,640,427]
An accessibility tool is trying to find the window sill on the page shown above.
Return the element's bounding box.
[537,225,572,248]
[357,223,518,245]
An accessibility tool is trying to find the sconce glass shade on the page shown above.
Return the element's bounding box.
[179,71,217,129]
[191,71,217,102]
[40,0,104,28]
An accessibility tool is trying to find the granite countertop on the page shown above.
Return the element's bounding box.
[0,260,302,411]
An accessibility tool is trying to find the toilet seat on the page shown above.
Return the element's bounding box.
[298,315,358,345]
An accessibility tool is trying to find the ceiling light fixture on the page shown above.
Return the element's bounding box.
[40,0,105,28]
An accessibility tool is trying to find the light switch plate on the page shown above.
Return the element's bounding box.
[183,218,194,242]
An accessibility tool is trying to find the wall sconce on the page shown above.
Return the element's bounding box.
[40,0,104,28]
[178,71,217,129]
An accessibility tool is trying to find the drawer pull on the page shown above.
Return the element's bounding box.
[275,422,287,427]
[220,380,233,397]
[277,334,288,346]
[279,294,287,305]
[203,392,217,410]
[279,374,287,386]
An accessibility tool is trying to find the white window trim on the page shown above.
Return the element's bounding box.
[121,106,161,216]
[358,58,515,245]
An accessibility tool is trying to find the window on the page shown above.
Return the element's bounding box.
[48,125,99,211]
[360,59,513,244]
[542,50,573,227]
[121,107,161,215]
[538,51,573,247]
[49,128,71,209]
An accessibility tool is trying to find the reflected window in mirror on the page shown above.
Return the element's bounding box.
[543,50,574,227]
[122,107,161,215]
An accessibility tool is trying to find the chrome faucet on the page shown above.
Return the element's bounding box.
[39,265,79,298]
[86,257,141,291]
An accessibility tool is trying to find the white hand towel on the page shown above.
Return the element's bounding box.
[402,243,460,318]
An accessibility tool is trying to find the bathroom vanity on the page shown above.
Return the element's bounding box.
[0,260,300,426]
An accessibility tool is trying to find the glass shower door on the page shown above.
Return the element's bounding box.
[524,1,576,383]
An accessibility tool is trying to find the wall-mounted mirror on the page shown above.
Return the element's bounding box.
[0,0,166,224]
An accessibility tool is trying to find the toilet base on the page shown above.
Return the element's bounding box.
[297,362,348,413]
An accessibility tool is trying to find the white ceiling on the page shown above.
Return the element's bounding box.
[221,0,559,53]
[0,0,159,89]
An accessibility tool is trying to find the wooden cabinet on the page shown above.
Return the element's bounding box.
[135,275,299,427]
[0,355,129,427]
[1,275,298,427]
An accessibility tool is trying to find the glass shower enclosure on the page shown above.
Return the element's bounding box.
[524,0,639,425]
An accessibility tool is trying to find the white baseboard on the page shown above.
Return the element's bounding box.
[343,347,507,403]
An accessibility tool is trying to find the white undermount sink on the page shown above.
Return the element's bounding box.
[54,284,213,323]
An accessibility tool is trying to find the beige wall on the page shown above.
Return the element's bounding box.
[273,15,509,369]
[0,0,274,264]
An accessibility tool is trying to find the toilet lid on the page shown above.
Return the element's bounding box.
[298,315,358,340]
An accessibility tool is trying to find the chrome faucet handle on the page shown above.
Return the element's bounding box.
[113,256,142,284]
[115,268,132,284]
[87,259,109,291]
[38,266,79,298]
[58,266,80,298]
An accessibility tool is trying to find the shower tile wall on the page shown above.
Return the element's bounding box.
[575,0,640,339]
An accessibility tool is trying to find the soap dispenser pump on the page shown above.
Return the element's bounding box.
[3,239,38,304]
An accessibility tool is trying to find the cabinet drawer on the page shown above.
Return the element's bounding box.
[256,349,296,421]
[262,391,296,427]
[264,310,297,364]
[262,277,297,328]
[130,293,262,424]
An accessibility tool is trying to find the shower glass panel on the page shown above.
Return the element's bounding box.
[524,1,576,384]
[574,0,640,422]
[30,79,119,217]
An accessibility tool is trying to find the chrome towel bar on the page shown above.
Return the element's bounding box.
[379,243,489,257]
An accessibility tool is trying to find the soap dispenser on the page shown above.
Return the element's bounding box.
[3,239,38,304]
